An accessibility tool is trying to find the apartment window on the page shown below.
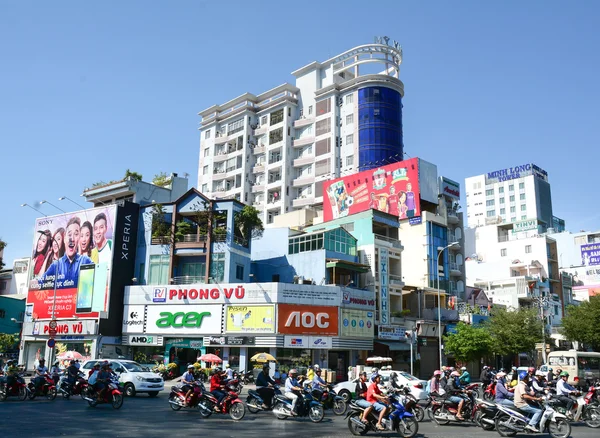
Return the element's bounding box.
[315,118,331,136]
[510,206,516,213]
[511,217,517,222]
[520,193,526,200]
[345,114,354,125]
[270,109,284,125]
[346,156,354,166]
[203,165,208,175]
[308,105,313,115]
[269,127,283,144]
[346,94,353,104]
[500,208,506,215]
[299,108,304,118]
[486,210,496,217]
[204,130,211,139]
[288,107,291,117]
[521,204,527,211]
[509,195,515,202]
[525,245,532,254]
[201,184,208,193]
[519,182,525,189]
[235,264,244,280]
[210,253,225,283]
[261,115,267,125]
[315,138,331,156]
[316,99,331,116]
[346,134,354,145]
[486,199,495,206]
[499,197,505,204]
[149,255,170,285]
[315,159,330,177]
[485,189,494,196]
[501,249,507,257]
[227,118,244,134]
[509,184,514,191]
[203,148,210,157]
[499,187,504,194]
[521,215,527,220]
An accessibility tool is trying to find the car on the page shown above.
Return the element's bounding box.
[333,370,428,403]
[81,359,164,397]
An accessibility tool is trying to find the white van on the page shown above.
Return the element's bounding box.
[540,350,600,386]
[82,359,164,397]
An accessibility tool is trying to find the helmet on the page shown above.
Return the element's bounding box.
[451,371,460,377]
[511,366,517,370]
[371,367,378,374]
[461,367,467,371]
[535,370,546,378]
[559,371,569,377]
[548,367,553,372]
[214,367,222,373]
[315,368,322,374]
[314,364,321,371]
[496,372,507,378]
[359,371,367,378]
[528,367,536,374]
[390,372,398,381]
[518,371,528,380]
[187,364,194,370]
[433,370,442,376]
[289,369,298,375]
[483,365,489,369]
[226,364,230,368]
[441,366,448,371]
[93,363,101,368]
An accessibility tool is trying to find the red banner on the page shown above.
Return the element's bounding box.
[322,157,420,222]
[277,304,339,336]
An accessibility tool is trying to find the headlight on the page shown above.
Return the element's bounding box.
[135,376,144,381]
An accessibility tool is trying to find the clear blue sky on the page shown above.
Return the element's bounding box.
[1,1,599,267]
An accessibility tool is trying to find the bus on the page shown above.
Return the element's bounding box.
[540,350,600,386]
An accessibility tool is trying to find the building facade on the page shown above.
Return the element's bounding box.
[197,39,406,225]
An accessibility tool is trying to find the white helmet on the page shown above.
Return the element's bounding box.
[313,364,320,371]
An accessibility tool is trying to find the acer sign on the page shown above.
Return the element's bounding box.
[145,305,222,335]
[277,304,339,336]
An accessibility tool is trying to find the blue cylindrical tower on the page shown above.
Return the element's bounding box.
[358,86,404,171]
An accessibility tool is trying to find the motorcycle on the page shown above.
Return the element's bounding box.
[241,370,254,385]
[465,382,481,399]
[553,390,600,428]
[0,372,28,401]
[57,371,88,399]
[82,376,124,409]
[474,399,500,430]
[495,395,570,438]
[196,382,246,420]
[246,385,282,413]
[311,383,347,416]
[346,392,419,437]
[483,381,497,401]
[387,385,424,422]
[27,373,57,400]
[168,381,204,411]
[272,388,324,422]
[223,375,243,394]
[430,392,477,425]
[584,382,600,407]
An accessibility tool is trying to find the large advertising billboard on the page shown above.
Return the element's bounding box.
[581,243,600,267]
[27,205,117,320]
[145,304,222,335]
[277,304,339,336]
[322,157,420,222]
[340,309,374,338]
[225,305,275,333]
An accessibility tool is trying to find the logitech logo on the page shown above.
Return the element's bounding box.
[130,311,138,319]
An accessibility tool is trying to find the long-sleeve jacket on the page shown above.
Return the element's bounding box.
[495,379,514,402]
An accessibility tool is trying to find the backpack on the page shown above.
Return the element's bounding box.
[88,370,98,385]
[425,379,432,395]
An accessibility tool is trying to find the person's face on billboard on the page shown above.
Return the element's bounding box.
[80,226,92,252]
[36,234,48,253]
[407,183,412,192]
[390,186,396,195]
[94,219,107,247]
[52,233,63,256]
[65,222,80,259]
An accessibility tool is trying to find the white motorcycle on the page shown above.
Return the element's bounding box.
[495,395,570,438]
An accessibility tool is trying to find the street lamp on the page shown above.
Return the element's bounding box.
[436,242,459,371]
[59,196,86,210]
[20,203,47,217]
[533,295,550,364]
[39,200,66,213]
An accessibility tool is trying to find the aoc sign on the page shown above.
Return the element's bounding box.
[146,304,223,335]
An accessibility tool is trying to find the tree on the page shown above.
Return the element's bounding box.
[152,172,170,187]
[561,296,600,351]
[0,237,6,270]
[175,220,196,242]
[151,204,172,242]
[0,334,17,353]
[486,307,543,357]
[124,169,143,182]
[234,205,264,244]
[443,322,494,363]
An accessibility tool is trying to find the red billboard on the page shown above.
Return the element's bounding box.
[322,157,420,222]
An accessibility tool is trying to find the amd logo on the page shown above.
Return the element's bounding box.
[130,336,153,344]
[285,311,330,329]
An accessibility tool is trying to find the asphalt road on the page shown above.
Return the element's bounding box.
[0,390,596,438]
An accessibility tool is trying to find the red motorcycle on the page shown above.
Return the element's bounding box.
[483,381,496,401]
[585,381,600,407]
[27,373,57,400]
[82,376,124,409]
[57,371,89,399]
[464,382,481,399]
[0,372,28,401]
[168,381,204,411]
[197,382,245,420]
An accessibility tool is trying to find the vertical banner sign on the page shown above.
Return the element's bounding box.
[379,248,389,324]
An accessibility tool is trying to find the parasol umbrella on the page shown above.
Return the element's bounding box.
[56,351,84,361]
[250,352,277,363]
[366,356,392,363]
[198,353,222,363]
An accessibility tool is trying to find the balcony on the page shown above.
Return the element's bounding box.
[252,183,265,193]
[374,234,403,249]
[175,234,208,250]
[213,152,229,163]
[447,209,459,224]
[447,233,461,248]
[212,170,228,181]
[292,197,315,208]
[151,235,171,245]
[293,155,315,167]
[268,155,283,166]
[292,136,315,148]
[253,125,267,136]
[389,275,404,287]
[214,134,228,145]
[252,145,266,155]
[449,262,462,276]
[293,117,315,129]
[172,276,205,285]
[252,164,265,173]
[267,178,282,188]
[292,175,315,187]
[422,307,460,322]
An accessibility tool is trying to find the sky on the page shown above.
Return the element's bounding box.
[1,0,599,267]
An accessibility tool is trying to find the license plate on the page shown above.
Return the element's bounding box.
[149,385,162,388]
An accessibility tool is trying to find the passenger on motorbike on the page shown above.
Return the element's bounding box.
[66,360,79,387]
[256,364,276,409]
[429,370,446,397]
[95,362,111,402]
[34,358,48,389]
[556,371,578,416]
[532,371,548,396]
[366,374,388,431]
[181,364,196,406]
[459,367,471,384]
[4,361,19,388]
[284,368,303,416]
[480,366,491,387]
[494,371,515,407]
[355,371,373,424]
[51,361,61,384]
[514,374,543,433]
[312,368,328,392]
[369,367,379,382]
[210,367,227,406]
[448,370,469,420]
[306,365,315,381]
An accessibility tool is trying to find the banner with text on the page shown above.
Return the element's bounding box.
[225,305,275,333]
[340,309,374,338]
[145,304,222,335]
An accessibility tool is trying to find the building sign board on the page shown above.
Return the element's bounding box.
[485,163,548,184]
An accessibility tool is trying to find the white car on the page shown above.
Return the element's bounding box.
[333,370,428,402]
[81,359,164,397]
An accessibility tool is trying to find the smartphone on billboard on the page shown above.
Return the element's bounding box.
[76,264,95,314]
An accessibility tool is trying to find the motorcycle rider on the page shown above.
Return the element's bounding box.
[50,361,61,384]
[355,371,373,424]
[369,367,379,382]
[556,371,578,417]
[306,365,315,381]
[95,362,111,402]
[366,374,388,431]
[510,366,519,386]
[429,370,446,396]
[210,367,227,407]
[66,360,79,389]
[448,370,469,420]
[284,368,303,416]
[312,367,328,392]
[459,366,471,384]
[181,364,197,406]
[4,360,19,389]
[480,366,491,388]
[34,358,48,390]
[225,364,234,381]
[514,374,544,433]
[532,371,548,396]
[256,363,276,409]
[494,371,515,407]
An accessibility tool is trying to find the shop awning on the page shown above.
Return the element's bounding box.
[326,259,371,273]
[375,340,411,351]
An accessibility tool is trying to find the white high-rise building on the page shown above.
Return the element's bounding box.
[197,39,406,225]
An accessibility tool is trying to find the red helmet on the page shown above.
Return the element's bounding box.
[528,367,536,374]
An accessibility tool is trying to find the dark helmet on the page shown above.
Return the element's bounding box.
[390,372,398,381]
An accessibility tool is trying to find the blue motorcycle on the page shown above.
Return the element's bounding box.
[272,388,325,422]
[346,393,419,437]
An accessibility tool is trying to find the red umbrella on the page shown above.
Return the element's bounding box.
[56,351,84,360]
[198,353,222,363]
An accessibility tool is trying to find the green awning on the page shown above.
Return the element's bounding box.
[375,340,411,351]
[326,260,371,273]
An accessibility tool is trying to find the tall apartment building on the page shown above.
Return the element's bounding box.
[464,163,564,231]
[197,39,405,225]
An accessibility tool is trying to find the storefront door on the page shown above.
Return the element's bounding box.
[24,342,46,372]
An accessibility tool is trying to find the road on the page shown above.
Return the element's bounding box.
[0,390,596,438]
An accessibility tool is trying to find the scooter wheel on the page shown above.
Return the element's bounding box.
[348,413,368,436]
[495,414,517,437]
[398,416,419,438]
[273,401,287,420]
[309,404,324,423]
[169,395,182,411]
[548,418,571,438]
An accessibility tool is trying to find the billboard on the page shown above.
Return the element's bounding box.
[225,305,275,333]
[277,304,339,336]
[581,243,600,267]
[322,157,420,222]
[440,177,460,200]
[145,304,222,335]
[340,309,374,338]
[27,205,117,320]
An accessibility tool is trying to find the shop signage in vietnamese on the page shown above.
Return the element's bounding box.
[31,319,97,336]
[379,248,390,324]
[277,304,339,336]
[207,336,255,346]
[341,289,376,310]
[284,336,332,349]
[440,177,460,200]
[378,325,407,341]
[225,305,275,333]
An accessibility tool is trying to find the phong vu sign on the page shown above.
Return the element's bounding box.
[581,243,600,267]
[322,158,420,222]
[485,163,548,184]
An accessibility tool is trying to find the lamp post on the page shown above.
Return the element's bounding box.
[20,203,47,217]
[436,242,459,371]
[59,196,86,210]
[532,295,550,364]
[39,200,66,213]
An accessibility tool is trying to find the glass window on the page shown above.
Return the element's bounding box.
[521,204,527,211]
[519,182,525,189]
[346,94,353,104]
[270,109,284,125]
[203,148,210,157]
[201,184,208,193]
[203,165,208,175]
[509,195,515,202]
[500,208,506,214]
[261,115,267,125]
[149,255,169,284]
[315,159,330,177]
[521,215,527,220]
[308,105,313,115]
[315,138,331,156]
[525,245,532,253]
[485,189,494,196]
[510,206,516,213]
[501,249,507,257]
[499,198,505,204]
[499,187,504,194]
[509,185,514,191]
[520,193,526,200]
[204,130,211,139]
[316,99,331,116]
[346,134,354,145]
[315,118,331,136]
[487,210,496,217]
[345,114,354,125]
[269,128,283,144]
[486,199,495,206]
[235,264,244,280]
[210,253,225,282]
[227,118,244,134]
[346,156,354,166]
